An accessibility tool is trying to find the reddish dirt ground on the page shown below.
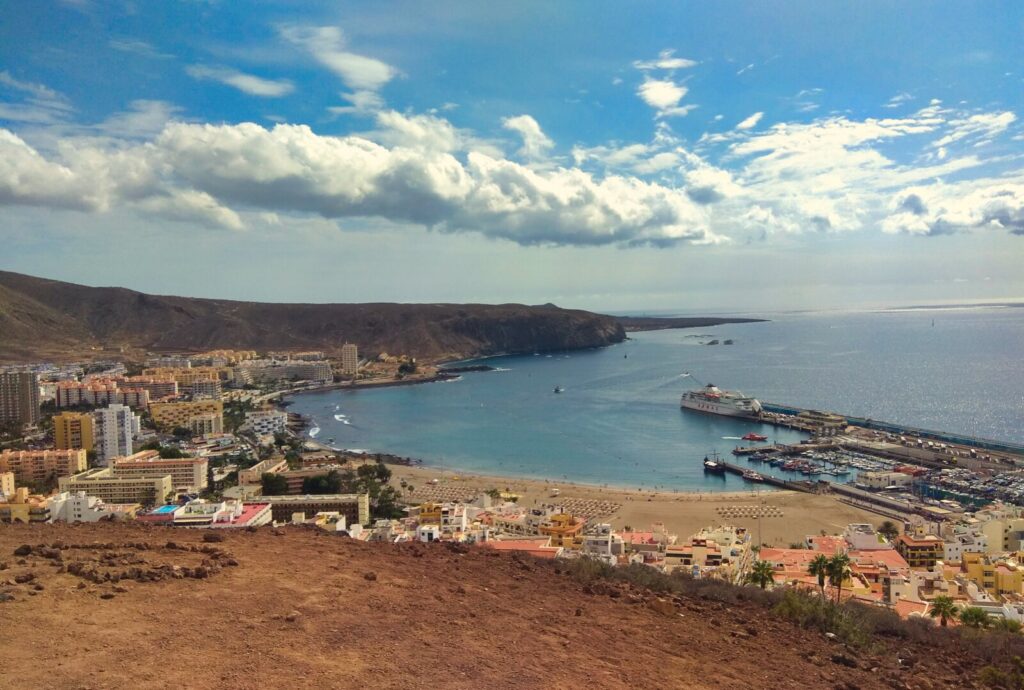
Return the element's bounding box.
[0,523,984,689]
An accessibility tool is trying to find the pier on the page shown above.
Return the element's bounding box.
[718,461,817,493]
[761,402,1024,457]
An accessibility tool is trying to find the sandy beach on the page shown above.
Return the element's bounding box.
[390,463,887,546]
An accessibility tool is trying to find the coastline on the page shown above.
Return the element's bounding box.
[388,462,887,546]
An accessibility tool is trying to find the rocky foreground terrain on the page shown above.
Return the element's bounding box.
[0,523,993,689]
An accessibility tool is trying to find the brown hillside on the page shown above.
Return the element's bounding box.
[0,523,987,689]
[0,271,625,363]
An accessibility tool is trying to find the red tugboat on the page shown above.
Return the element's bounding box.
[742,432,768,442]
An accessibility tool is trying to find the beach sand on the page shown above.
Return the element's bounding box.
[391,464,887,547]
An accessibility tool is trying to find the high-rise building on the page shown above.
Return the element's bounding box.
[340,343,359,376]
[149,400,223,432]
[93,404,140,466]
[0,371,41,428]
[54,412,95,451]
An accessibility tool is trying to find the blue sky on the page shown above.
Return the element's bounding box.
[1,1,1022,311]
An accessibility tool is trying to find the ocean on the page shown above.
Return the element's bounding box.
[287,306,1024,491]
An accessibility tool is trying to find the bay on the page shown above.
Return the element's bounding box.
[287,306,1024,491]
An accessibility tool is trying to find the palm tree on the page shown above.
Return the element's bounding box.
[827,553,851,603]
[959,607,992,629]
[878,521,899,542]
[746,560,775,589]
[808,554,830,599]
[929,596,959,627]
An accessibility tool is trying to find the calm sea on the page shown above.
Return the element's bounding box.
[287,306,1024,491]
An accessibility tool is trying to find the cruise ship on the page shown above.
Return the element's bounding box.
[680,383,762,418]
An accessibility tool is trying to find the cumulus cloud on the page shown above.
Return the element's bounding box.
[0,121,720,247]
[186,65,294,97]
[883,179,1024,235]
[637,78,695,118]
[501,115,553,161]
[735,112,763,130]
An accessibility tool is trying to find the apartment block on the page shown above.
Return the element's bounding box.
[55,381,150,409]
[150,399,224,432]
[54,412,95,451]
[241,409,288,437]
[59,468,173,506]
[93,404,140,466]
[117,376,179,400]
[340,343,359,376]
[112,450,208,492]
[0,449,88,484]
[0,471,14,498]
[187,379,223,400]
[0,487,51,523]
[188,412,223,436]
[143,367,229,385]
[260,493,369,526]
[895,534,945,569]
[0,370,41,427]
[49,491,141,522]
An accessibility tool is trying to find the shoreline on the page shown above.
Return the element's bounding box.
[387,462,888,546]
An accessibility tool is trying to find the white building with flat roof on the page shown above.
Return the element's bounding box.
[93,404,140,466]
[241,409,288,437]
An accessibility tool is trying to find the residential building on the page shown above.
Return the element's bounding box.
[978,508,1024,555]
[186,379,223,400]
[0,370,40,427]
[895,534,945,569]
[340,343,359,376]
[944,525,988,562]
[0,487,51,523]
[54,412,95,451]
[844,523,890,550]
[259,493,370,526]
[188,412,223,436]
[0,471,14,498]
[145,356,192,369]
[55,381,150,409]
[93,404,140,466]
[237,457,288,485]
[48,491,141,523]
[117,376,179,400]
[150,399,224,432]
[0,449,88,484]
[142,367,227,386]
[59,467,173,505]
[238,361,333,384]
[112,450,208,492]
[241,409,288,437]
[581,523,625,562]
[481,539,563,559]
[537,512,585,549]
[962,553,1024,599]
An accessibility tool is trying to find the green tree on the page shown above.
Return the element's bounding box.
[261,472,289,496]
[959,606,992,629]
[878,521,900,542]
[808,554,830,599]
[827,553,852,603]
[993,617,1024,634]
[745,560,775,589]
[928,595,959,627]
[172,426,192,439]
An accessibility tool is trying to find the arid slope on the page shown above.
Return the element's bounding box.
[0,523,985,689]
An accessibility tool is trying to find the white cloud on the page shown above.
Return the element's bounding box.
[930,111,1016,148]
[882,92,913,109]
[502,114,553,161]
[637,78,695,118]
[633,50,698,71]
[109,39,172,60]
[281,25,396,93]
[0,71,74,124]
[735,112,763,130]
[186,65,294,97]
[0,121,720,247]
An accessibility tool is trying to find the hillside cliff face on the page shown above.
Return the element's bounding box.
[0,271,625,362]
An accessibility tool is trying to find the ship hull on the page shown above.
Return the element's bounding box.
[680,398,760,418]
